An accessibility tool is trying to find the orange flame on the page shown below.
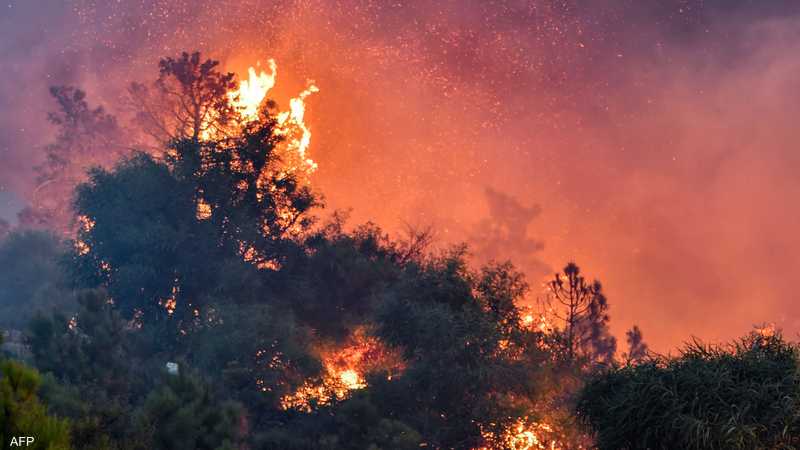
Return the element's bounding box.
[280,329,404,411]
[229,60,319,177]
[230,59,277,121]
[479,419,564,450]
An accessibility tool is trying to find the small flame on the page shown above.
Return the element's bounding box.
[196,197,212,220]
[280,329,404,411]
[479,419,563,450]
[756,323,776,338]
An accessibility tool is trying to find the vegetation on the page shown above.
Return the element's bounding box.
[577,331,800,450]
[0,334,71,450]
[1,49,794,449]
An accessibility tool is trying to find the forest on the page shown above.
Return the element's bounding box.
[1,51,800,450]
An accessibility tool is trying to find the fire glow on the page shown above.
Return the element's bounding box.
[229,59,319,177]
[279,328,404,412]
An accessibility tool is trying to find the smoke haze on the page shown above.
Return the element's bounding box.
[2,0,800,351]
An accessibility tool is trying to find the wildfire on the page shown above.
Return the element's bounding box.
[755,323,776,338]
[231,60,277,121]
[479,419,564,450]
[74,215,96,255]
[280,328,404,411]
[228,59,319,177]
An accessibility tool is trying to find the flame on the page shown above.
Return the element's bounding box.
[228,59,319,177]
[479,419,564,450]
[230,60,277,121]
[276,83,320,174]
[74,215,95,255]
[196,197,212,220]
[159,278,180,316]
[280,328,404,411]
[756,323,776,338]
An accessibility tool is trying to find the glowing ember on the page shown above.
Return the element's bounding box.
[74,215,96,255]
[196,197,212,220]
[159,278,180,316]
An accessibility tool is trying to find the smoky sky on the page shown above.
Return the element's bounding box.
[2,0,800,351]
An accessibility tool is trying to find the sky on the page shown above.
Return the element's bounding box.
[2,0,800,351]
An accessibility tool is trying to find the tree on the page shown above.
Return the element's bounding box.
[0,357,71,450]
[256,392,421,450]
[136,373,244,450]
[621,325,648,364]
[577,330,800,450]
[283,218,418,341]
[23,86,123,232]
[546,262,616,366]
[29,289,147,449]
[186,300,320,418]
[373,250,547,449]
[128,51,239,144]
[0,230,73,331]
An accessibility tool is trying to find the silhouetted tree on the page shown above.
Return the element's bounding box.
[128,51,239,144]
[373,250,548,448]
[21,87,123,232]
[0,230,73,330]
[29,289,148,448]
[622,325,648,364]
[547,262,616,366]
[71,114,319,330]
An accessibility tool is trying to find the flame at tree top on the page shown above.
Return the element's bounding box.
[232,60,277,120]
[228,59,319,178]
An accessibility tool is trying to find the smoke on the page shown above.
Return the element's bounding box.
[2,0,800,350]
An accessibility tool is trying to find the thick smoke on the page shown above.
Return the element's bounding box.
[2,0,800,350]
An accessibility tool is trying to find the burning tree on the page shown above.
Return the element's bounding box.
[128,51,240,144]
[69,50,321,333]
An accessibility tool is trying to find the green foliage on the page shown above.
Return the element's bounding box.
[30,289,154,449]
[256,393,421,450]
[577,331,800,450]
[372,250,546,448]
[71,111,319,335]
[70,153,201,325]
[0,360,71,450]
[136,373,243,450]
[0,230,73,331]
[186,301,320,414]
[284,218,414,340]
